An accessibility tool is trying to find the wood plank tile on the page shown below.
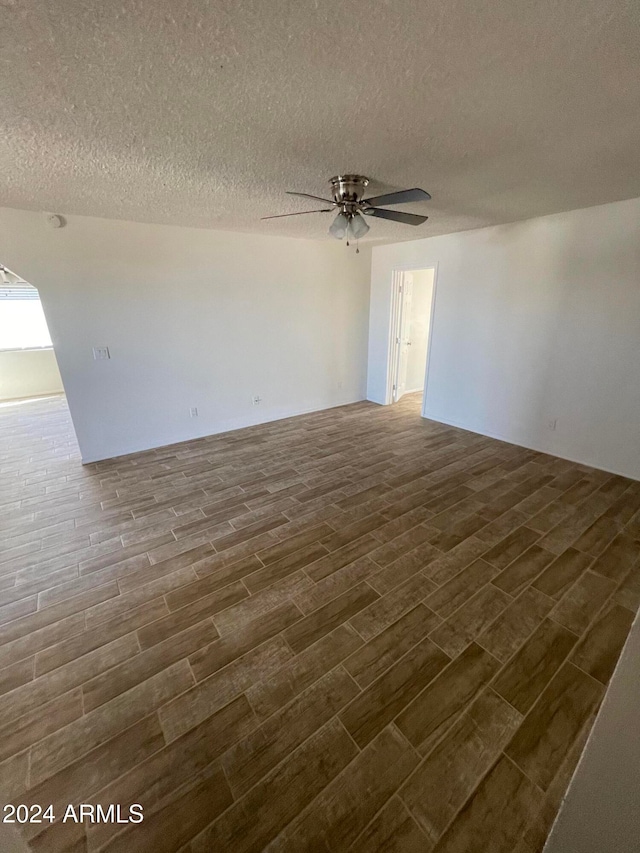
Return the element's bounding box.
[400,690,522,844]
[0,566,80,610]
[189,600,301,681]
[163,555,262,611]
[350,573,437,642]
[0,583,119,646]
[476,586,554,663]
[0,751,30,802]
[368,541,441,595]
[531,547,594,599]
[146,529,241,566]
[84,566,196,627]
[190,718,358,853]
[474,509,529,545]
[268,726,419,852]
[396,643,500,754]
[257,523,334,564]
[427,512,489,552]
[349,796,431,853]
[243,541,329,593]
[293,556,378,614]
[215,572,312,633]
[117,544,216,593]
[425,538,488,586]
[589,533,640,582]
[245,624,363,721]
[0,657,34,698]
[520,706,595,852]
[493,618,578,713]
[425,559,498,618]
[371,525,434,568]
[0,688,83,763]
[87,695,256,851]
[79,533,175,574]
[137,581,245,649]
[222,667,359,796]
[283,583,379,653]
[305,535,381,582]
[429,584,512,657]
[0,634,139,725]
[550,570,616,635]
[0,595,37,626]
[491,544,555,596]
[570,603,635,684]
[505,662,604,790]
[344,604,441,688]
[83,620,217,711]
[321,513,388,552]
[160,637,293,742]
[102,763,233,853]
[337,483,393,509]
[30,660,194,785]
[613,564,640,612]
[340,637,450,747]
[36,559,147,608]
[573,516,622,557]
[17,714,164,844]
[25,814,87,853]
[211,513,290,552]
[482,526,541,569]
[430,755,543,853]
[35,598,168,676]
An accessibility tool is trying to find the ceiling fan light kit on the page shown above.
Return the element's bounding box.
[328,211,349,239]
[263,174,431,247]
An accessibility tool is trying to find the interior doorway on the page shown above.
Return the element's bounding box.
[0,264,64,402]
[388,267,436,404]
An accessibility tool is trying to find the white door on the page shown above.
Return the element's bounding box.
[394,273,413,401]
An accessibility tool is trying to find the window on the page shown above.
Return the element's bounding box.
[0,276,53,350]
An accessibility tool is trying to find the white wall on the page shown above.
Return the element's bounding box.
[368,196,640,480]
[404,269,434,393]
[0,208,371,462]
[0,348,63,401]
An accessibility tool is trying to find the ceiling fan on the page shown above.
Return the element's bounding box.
[262,175,431,243]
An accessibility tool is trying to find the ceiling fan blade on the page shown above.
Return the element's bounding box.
[363,208,428,226]
[363,188,431,206]
[286,191,336,204]
[261,209,333,220]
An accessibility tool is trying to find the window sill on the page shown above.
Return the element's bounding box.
[0,347,54,353]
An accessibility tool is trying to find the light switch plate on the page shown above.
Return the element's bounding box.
[93,347,110,360]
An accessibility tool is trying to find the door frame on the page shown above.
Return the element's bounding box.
[385,264,438,407]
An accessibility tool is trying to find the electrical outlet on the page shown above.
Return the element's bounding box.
[189,407,198,418]
[547,418,557,431]
[92,346,110,360]
[252,396,262,406]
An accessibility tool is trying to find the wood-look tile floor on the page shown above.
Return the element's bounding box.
[1,394,639,853]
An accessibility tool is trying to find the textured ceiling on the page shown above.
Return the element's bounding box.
[1,0,639,242]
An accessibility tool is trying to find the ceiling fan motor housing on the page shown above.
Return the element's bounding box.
[330,175,370,215]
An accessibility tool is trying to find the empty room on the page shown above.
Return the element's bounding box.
[1,1,639,851]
